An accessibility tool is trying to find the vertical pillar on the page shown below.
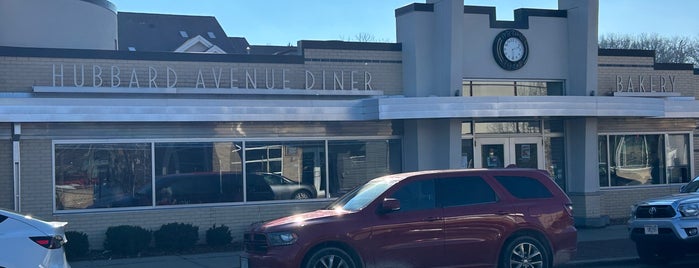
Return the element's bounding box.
[12,123,21,212]
[566,118,608,226]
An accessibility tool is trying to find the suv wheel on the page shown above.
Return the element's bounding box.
[636,242,678,265]
[304,247,357,268]
[499,236,550,268]
[293,190,312,199]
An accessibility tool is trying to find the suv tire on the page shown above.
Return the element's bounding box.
[499,236,550,268]
[304,247,358,268]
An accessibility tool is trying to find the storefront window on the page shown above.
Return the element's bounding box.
[153,142,244,205]
[461,139,474,168]
[328,140,402,197]
[599,133,692,187]
[598,136,609,187]
[55,143,152,210]
[546,137,566,190]
[55,138,401,210]
[245,141,325,200]
[667,134,690,184]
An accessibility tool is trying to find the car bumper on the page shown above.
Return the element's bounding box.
[240,245,302,268]
[629,218,699,243]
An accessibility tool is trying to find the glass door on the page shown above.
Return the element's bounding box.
[475,137,543,169]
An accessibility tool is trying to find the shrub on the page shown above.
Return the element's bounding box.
[103,225,152,256]
[154,222,199,251]
[206,224,232,247]
[64,231,90,260]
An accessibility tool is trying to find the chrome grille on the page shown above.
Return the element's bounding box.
[243,232,268,253]
[635,205,676,218]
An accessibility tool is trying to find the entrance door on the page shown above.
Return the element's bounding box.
[475,137,543,169]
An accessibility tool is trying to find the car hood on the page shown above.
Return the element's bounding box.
[638,193,699,206]
[253,209,352,231]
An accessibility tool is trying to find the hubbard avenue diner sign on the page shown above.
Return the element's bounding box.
[49,64,376,92]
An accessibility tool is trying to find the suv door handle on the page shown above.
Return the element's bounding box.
[424,217,443,222]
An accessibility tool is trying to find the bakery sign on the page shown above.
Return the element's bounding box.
[49,64,375,91]
[615,74,676,93]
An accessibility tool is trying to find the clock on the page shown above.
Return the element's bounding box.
[492,29,529,71]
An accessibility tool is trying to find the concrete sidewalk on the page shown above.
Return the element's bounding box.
[70,225,637,268]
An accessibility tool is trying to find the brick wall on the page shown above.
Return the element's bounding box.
[53,201,330,250]
[600,186,678,220]
[18,140,54,216]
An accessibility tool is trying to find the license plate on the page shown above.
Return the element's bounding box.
[644,225,659,235]
[240,257,249,268]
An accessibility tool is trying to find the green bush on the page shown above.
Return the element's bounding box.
[64,231,90,260]
[206,224,232,247]
[103,225,152,256]
[154,222,199,251]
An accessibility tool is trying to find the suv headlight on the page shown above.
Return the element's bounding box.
[267,231,298,246]
[679,203,699,217]
[630,204,638,218]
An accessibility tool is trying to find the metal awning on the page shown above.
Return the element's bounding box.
[0,95,695,123]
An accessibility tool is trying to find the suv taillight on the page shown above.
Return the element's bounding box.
[30,235,64,249]
[564,203,574,217]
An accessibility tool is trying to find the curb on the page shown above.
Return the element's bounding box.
[564,257,638,267]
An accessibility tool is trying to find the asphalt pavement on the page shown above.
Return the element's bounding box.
[70,224,637,268]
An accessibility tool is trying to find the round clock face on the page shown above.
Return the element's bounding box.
[503,37,525,62]
[492,29,529,71]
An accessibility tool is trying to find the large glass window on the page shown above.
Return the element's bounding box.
[245,141,325,200]
[55,138,401,211]
[328,140,402,197]
[462,81,564,96]
[55,143,152,210]
[599,133,692,187]
[153,142,244,205]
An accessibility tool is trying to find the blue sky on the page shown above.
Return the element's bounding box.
[110,0,699,46]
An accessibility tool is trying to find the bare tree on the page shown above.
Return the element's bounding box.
[339,33,392,43]
[599,33,698,66]
[355,32,377,42]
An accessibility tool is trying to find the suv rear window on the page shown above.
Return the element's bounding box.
[0,214,7,223]
[495,175,553,199]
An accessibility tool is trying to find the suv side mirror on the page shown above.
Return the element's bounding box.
[380,198,401,213]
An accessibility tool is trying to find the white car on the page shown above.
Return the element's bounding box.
[0,209,71,268]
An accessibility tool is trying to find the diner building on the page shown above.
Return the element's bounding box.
[1,0,698,247]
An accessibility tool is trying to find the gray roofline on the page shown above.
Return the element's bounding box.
[81,0,116,14]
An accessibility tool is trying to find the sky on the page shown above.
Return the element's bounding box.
[109,0,699,46]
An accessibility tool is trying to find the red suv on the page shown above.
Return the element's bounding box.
[241,169,577,268]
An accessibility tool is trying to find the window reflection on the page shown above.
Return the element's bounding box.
[475,121,541,134]
[55,139,402,210]
[245,141,325,200]
[328,140,402,197]
[462,81,564,96]
[55,143,152,210]
[599,134,691,187]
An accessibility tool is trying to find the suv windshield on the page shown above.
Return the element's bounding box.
[326,178,400,211]
[681,177,699,193]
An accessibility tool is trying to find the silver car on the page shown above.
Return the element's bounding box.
[0,209,71,268]
[628,176,699,264]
